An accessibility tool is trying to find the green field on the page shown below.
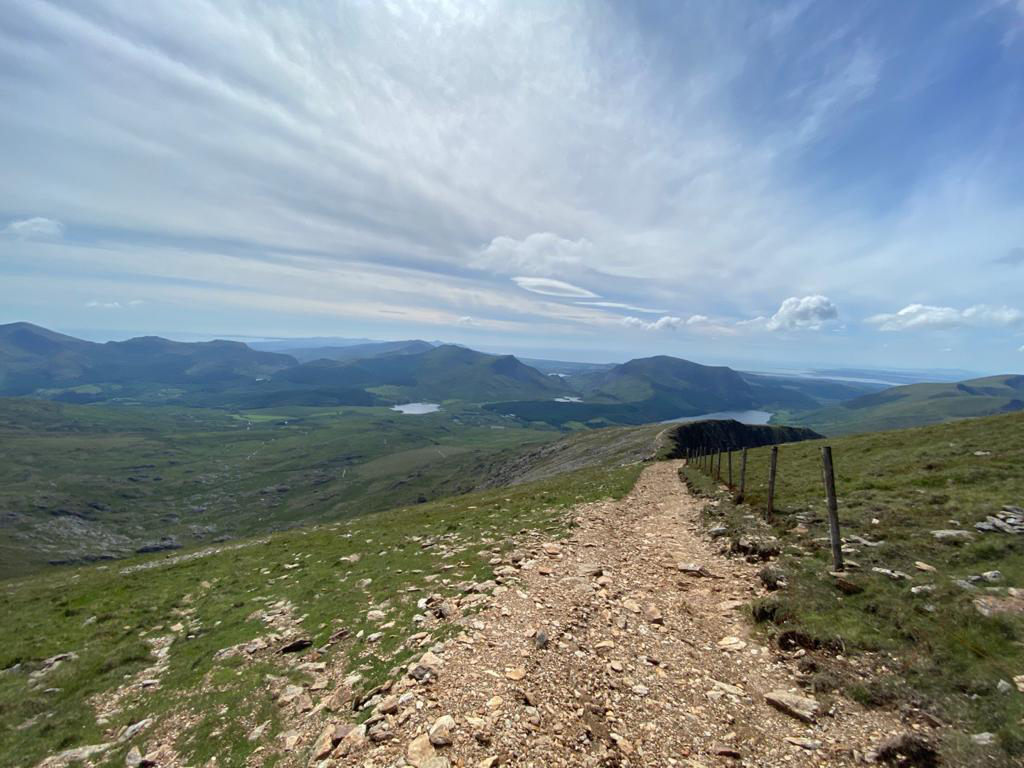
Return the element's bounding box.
[683,411,1024,765]
[0,460,644,768]
[0,398,567,578]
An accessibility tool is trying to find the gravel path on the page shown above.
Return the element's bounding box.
[334,460,902,768]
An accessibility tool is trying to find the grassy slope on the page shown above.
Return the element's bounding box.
[0,398,561,578]
[682,411,1024,764]
[0,462,643,768]
[786,374,1024,435]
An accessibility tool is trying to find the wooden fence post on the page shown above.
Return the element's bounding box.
[821,446,845,572]
[766,446,778,522]
[736,447,747,503]
[715,450,722,481]
[727,450,733,488]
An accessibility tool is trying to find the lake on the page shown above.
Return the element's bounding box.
[661,409,773,425]
[391,402,441,415]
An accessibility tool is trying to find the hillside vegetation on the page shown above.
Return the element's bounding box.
[0,398,562,577]
[788,374,1024,435]
[682,411,1024,763]
[0,461,644,768]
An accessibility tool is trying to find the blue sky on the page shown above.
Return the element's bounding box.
[1,0,1023,371]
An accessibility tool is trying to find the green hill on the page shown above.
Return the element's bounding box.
[275,345,570,403]
[0,322,297,401]
[788,374,1024,435]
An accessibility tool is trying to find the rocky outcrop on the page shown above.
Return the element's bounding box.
[664,420,822,457]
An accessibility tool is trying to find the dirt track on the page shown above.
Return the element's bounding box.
[335,460,902,767]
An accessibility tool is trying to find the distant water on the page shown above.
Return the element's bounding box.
[391,402,441,415]
[661,409,773,425]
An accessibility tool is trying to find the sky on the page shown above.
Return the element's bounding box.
[1,0,1023,371]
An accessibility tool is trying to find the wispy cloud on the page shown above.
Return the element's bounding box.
[995,247,1024,266]
[511,277,598,298]
[2,217,63,239]
[0,3,1021,369]
[476,233,591,276]
[867,304,1024,331]
[577,301,668,314]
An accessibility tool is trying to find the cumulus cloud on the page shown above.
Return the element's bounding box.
[2,217,63,239]
[762,295,838,331]
[456,315,476,327]
[511,277,598,298]
[867,303,1024,331]
[686,314,711,325]
[477,233,592,276]
[622,315,683,331]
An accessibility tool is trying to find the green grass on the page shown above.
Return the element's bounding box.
[0,462,643,768]
[788,374,1024,435]
[681,410,1024,765]
[0,398,562,577]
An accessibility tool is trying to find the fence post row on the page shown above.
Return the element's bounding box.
[736,447,747,503]
[727,450,733,488]
[821,446,845,572]
[766,445,778,522]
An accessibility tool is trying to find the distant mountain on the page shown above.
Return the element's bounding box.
[0,322,297,401]
[573,356,755,408]
[487,356,763,426]
[790,374,1024,435]
[275,345,570,403]
[288,339,434,364]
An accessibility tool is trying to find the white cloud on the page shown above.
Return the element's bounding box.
[686,314,711,325]
[763,295,838,331]
[2,217,64,239]
[511,277,598,298]
[622,315,683,331]
[477,233,592,276]
[576,301,668,314]
[456,315,476,327]
[85,298,144,310]
[867,303,1024,331]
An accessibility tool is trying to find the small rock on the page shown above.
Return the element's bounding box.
[717,636,746,651]
[764,690,819,723]
[930,529,972,542]
[972,732,995,746]
[279,637,313,654]
[533,630,549,650]
[407,732,436,767]
[428,714,456,746]
[124,746,144,768]
[504,666,526,681]
[784,737,820,750]
[643,605,663,624]
[542,543,561,555]
[914,561,937,573]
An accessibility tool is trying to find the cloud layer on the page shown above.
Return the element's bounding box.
[1,2,1023,368]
